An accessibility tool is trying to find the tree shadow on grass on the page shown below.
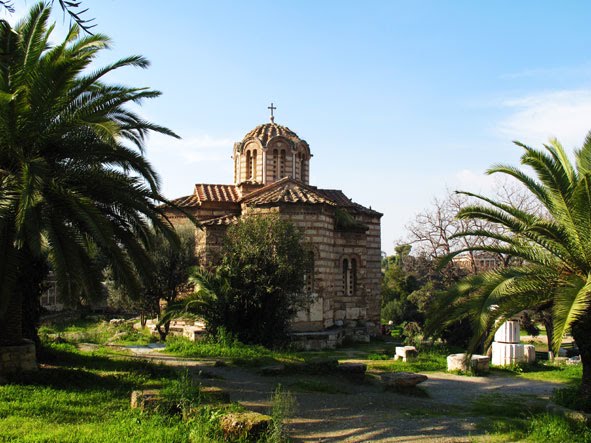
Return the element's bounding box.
[5,345,174,394]
[41,344,174,375]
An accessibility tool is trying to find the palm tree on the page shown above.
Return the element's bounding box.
[425,135,591,404]
[0,4,179,351]
[159,268,232,336]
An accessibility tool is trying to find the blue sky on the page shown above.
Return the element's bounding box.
[8,1,591,253]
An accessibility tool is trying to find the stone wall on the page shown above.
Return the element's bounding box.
[245,204,381,335]
[197,225,228,267]
[166,196,382,338]
[0,340,37,374]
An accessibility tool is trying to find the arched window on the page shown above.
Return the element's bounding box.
[280,150,286,178]
[342,256,357,296]
[273,149,278,180]
[246,150,252,179]
[300,157,306,181]
[342,258,349,295]
[251,150,257,180]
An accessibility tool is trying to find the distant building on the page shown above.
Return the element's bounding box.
[162,114,382,341]
[452,252,503,273]
[40,274,63,311]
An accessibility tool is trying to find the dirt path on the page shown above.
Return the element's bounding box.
[130,350,562,442]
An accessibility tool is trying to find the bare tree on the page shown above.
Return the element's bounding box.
[405,177,546,274]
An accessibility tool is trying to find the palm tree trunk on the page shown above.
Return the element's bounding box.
[542,317,554,360]
[571,312,591,405]
[0,293,23,345]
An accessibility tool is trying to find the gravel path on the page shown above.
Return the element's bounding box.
[128,350,562,442]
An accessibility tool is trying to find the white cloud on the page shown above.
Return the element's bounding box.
[453,169,498,193]
[498,89,591,149]
[501,64,591,80]
[148,133,233,164]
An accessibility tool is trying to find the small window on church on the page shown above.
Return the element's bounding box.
[300,157,306,181]
[273,149,278,180]
[280,150,286,178]
[342,258,348,295]
[342,257,357,296]
[350,258,357,296]
[246,150,252,179]
[252,150,257,180]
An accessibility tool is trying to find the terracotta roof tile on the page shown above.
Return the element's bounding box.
[193,184,240,203]
[201,214,239,226]
[242,123,304,146]
[239,178,381,215]
[317,189,382,215]
[168,194,200,207]
[245,181,336,206]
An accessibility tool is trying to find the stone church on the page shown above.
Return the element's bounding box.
[163,112,382,346]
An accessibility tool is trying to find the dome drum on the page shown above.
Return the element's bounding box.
[234,122,311,186]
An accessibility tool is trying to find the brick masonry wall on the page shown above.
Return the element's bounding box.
[165,198,382,335]
[244,204,382,333]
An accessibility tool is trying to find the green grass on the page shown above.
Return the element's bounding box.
[0,343,283,442]
[366,349,448,372]
[0,344,192,442]
[491,361,583,384]
[164,336,302,366]
[39,318,157,346]
[472,393,591,442]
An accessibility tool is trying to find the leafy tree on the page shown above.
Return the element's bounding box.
[107,225,196,336]
[162,215,312,347]
[425,136,591,406]
[381,245,472,346]
[0,4,178,351]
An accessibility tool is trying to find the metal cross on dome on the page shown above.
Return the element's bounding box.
[268,102,276,123]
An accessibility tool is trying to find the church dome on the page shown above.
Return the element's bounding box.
[242,122,303,147]
[234,117,312,186]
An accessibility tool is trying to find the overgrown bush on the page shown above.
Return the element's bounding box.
[163,215,312,347]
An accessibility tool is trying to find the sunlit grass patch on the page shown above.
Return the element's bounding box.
[40,317,157,347]
[478,413,591,443]
[366,349,447,373]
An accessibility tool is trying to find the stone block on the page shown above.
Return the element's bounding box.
[0,341,37,374]
[380,372,428,388]
[334,310,345,320]
[309,297,324,322]
[394,346,418,362]
[494,320,520,344]
[447,353,490,373]
[220,411,272,440]
[491,342,525,366]
[524,344,536,364]
[130,389,162,411]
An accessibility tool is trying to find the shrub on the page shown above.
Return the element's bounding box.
[163,215,312,347]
